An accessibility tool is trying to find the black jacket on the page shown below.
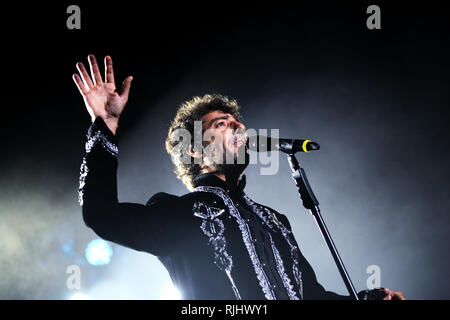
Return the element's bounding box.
[78,117,351,300]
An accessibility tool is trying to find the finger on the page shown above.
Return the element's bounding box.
[104,55,115,85]
[76,62,94,89]
[119,76,133,100]
[72,73,89,96]
[88,54,103,85]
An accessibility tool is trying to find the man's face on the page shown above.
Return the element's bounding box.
[200,110,249,171]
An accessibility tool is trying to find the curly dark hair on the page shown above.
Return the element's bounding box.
[166,94,243,191]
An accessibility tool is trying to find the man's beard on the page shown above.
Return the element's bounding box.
[212,144,250,177]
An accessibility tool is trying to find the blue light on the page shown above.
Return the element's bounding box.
[61,244,71,253]
[85,239,113,266]
[61,237,74,256]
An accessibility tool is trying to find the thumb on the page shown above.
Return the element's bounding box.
[119,76,133,100]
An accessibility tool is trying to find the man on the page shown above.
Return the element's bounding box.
[73,54,405,300]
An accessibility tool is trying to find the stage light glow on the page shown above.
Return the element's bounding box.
[161,283,181,300]
[85,239,113,266]
[61,237,74,256]
[69,293,88,300]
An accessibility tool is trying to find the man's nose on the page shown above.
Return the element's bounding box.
[231,120,245,133]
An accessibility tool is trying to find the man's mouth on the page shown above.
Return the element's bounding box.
[233,135,247,147]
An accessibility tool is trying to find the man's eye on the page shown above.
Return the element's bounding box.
[216,121,226,128]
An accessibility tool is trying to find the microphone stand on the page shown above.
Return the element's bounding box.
[284,151,359,300]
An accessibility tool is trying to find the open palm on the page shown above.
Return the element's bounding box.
[73,55,132,133]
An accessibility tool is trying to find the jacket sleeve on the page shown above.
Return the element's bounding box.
[277,213,353,300]
[78,117,180,257]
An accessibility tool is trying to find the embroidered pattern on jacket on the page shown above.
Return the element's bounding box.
[85,130,118,157]
[192,201,241,300]
[79,126,118,206]
[193,186,277,300]
[268,232,300,300]
[78,157,88,206]
[242,194,303,300]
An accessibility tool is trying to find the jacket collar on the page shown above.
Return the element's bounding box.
[193,172,247,194]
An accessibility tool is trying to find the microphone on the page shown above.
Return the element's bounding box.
[246,135,320,154]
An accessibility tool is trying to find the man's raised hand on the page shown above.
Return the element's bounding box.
[72,55,133,135]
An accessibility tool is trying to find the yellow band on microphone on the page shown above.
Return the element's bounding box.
[302,140,311,152]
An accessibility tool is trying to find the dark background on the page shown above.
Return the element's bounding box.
[1,1,449,299]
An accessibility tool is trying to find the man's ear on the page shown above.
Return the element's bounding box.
[188,145,202,159]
